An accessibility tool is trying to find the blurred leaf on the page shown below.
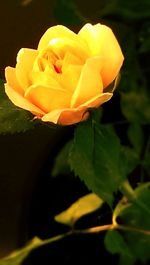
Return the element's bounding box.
[142,151,150,179]
[118,255,136,265]
[121,146,139,174]
[120,90,150,124]
[139,37,150,53]
[52,141,72,177]
[0,80,35,134]
[98,0,150,21]
[127,123,144,154]
[113,182,150,264]
[105,230,132,257]
[142,135,150,178]
[54,0,87,25]
[139,25,150,53]
[116,0,150,20]
[55,193,103,227]
[0,237,42,265]
[0,232,69,265]
[69,113,129,205]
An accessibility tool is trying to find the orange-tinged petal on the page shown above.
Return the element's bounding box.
[5,84,45,116]
[71,56,103,108]
[16,48,38,91]
[38,25,79,51]
[42,92,112,125]
[80,91,113,109]
[5,67,24,95]
[78,23,124,87]
[25,85,72,113]
[42,108,88,125]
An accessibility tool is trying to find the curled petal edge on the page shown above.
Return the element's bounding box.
[5,84,45,117]
[42,92,113,125]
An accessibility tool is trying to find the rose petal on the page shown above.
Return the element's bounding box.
[5,84,45,116]
[48,37,89,62]
[78,23,124,87]
[42,92,112,125]
[58,65,82,93]
[25,85,72,113]
[71,56,103,108]
[38,25,79,51]
[5,67,24,95]
[16,48,38,91]
[42,107,88,125]
[30,69,60,89]
[62,52,82,72]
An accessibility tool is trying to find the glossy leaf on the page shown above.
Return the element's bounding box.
[69,115,128,205]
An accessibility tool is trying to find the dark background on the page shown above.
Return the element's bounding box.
[0,0,149,264]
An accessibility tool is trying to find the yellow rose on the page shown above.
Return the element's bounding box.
[5,23,124,125]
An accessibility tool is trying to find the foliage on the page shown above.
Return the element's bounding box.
[108,182,150,264]
[54,193,103,227]
[69,116,128,205]
[0,80,35,134]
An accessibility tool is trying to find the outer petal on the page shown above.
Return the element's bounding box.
[78,23,124,87]
[71,56,103,108]
[25,85,72,113]
[5,67,24,95]
[38,25,79,51]
[42,92,112,125]
[16,48,38,91]
[5,84,45,116]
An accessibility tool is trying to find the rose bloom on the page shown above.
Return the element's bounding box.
[5,23,124,125]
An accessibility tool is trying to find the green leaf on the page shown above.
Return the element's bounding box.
[127,123,144,154]
[55,193,103,227]
[105,230,132,257]
[113,182,150,263]
[69,115,128,205]
[0,80,35,134]
[52,141,72,177]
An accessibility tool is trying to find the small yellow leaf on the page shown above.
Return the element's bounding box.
[55,193,103,226]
